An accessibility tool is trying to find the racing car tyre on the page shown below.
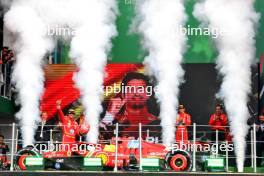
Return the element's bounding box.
[165,149,192,172]
[14,145,40,171]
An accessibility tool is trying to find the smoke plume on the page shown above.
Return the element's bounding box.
[70,0,118,143]
[4,0,117,146]
[136,0,187,145]
[4,4,54,146]
[193,0,259,172]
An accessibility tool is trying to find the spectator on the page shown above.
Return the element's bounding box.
[0,47,15,98]
[0,134,9,164]
[256,114,264,167]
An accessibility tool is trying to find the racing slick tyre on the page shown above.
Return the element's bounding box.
[14,145,40,171]
[165,149,192,171]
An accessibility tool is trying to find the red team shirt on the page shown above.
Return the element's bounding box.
[208,114,228,131]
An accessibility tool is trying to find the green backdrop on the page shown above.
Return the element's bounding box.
[57,0,264,64]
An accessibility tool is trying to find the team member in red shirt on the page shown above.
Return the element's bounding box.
[208,104,228,142]
[175,105,192,143]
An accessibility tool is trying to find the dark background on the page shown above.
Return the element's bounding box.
[179,64,258,126]
[180,64,221,125]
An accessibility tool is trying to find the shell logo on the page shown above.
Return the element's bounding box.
[103,145,116,152]
[95,152,109,165]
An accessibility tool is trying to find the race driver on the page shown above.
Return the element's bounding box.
[175,105,192,143]
[100,72,160,138]
[56,100,90,148]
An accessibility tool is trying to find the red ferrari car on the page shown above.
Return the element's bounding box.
[14,137,194,171]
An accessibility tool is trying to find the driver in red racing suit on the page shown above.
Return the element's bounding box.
[56,100,90,149]
[175,105,192,143]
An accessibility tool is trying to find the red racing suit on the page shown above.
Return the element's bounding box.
[175,112,191,143]
[57,108,89,148]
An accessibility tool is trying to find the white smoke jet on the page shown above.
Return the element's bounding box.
[193,0,259,172]
[4,0,117,146]
[4,5,54,147]
[70,0,118,143]
[136,0,187,146]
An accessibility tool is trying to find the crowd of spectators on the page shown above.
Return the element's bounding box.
[0,46,15,99]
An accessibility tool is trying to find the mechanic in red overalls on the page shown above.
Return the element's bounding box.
[175,105,192,143]
[208,104,228,142]
[100,72,159,139]
[56,100,89,149]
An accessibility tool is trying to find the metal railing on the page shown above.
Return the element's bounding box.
[0,123,263,172]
